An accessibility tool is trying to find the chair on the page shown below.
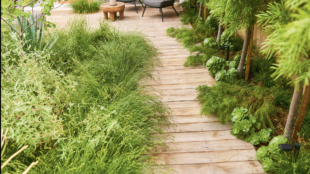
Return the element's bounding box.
[116,0,144,14]
[142,0,179,22]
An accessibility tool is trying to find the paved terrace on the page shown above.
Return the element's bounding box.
[47,4,264,174]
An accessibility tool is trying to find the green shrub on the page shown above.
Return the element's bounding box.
[71,0,100,14]
[1,35,75,149]
[203,37,217,48]
[256,137,310,174]
[230,107,272,145]
[205,15,218,31]
[1,18,172,173]
[196,82,286,129]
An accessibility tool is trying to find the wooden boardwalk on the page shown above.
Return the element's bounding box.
[48,5,264,174]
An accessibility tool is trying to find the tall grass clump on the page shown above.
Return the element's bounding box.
[71,0,100,14]
[1,18,172,173]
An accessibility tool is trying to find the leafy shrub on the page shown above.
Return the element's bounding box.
[1,35,75,149]
[71,0,100,14]
[204,37,217,48]
[268,136,288,154]
[234,54,241,64]
[206,56,225,76]
[256,146,270,162]
[228,61,237,69]
[215,69,227,81]
[262,158,275,172]
[227,68,238,78]
[196,82,284,129]
[205,15,218,31]
[184,46,221,67]
[2,14,58,53]
[230,107,272,145]
[166,27,176,37]
[2,18,172,173]
[256,137,310,173]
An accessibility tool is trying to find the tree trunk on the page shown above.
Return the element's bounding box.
[283,81,304,142]
[203,6,207,21]
[237,26,251,79]
[245,23,254,80]
[216,24,222,43]
[198,4,202,18]
[292,83,310,142]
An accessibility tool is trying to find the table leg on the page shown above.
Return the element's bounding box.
[103,12,108,20]
[110,12,116,21]
[120,10,124,19]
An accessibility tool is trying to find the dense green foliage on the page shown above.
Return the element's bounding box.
[230,107,272,145]
[196,56,294,130]
[256,136,310,173]
[71,0,100,14]
[2,14,58,53]
[166,2,244,68]
[257,0,310,86]
[1,18,171,173]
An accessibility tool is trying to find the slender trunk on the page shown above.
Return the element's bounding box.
[198,4,202,18]
[283,81,304,142]
[216,24,222,42]
[292,83,310,142]
[245,23,254,80]
[237,26,251,79]
[203,6,207,21]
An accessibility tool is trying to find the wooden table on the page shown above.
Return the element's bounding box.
[100,2,125,22]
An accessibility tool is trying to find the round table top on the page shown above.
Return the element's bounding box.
[101,2,125,12]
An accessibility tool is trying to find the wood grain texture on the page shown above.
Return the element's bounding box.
[47,6,263,173]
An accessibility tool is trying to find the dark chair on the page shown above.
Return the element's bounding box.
[116,0,144,14]
[142,0,179,22]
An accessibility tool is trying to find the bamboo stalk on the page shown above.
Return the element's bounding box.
[22,160,39,174]
[203,6,207,21]
[237,25,251,79]
[245,23,254,80]
[1,128,9,148]
[292,82,310,142]
[1,145,29,169]
[283,81,303,142]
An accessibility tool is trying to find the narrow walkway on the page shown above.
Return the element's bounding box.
[48,5,264,173]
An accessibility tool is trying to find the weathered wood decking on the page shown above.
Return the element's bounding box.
[48,5,264,173]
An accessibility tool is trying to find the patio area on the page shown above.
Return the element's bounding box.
[47,4,264,174]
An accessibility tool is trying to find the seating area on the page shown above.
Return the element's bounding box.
[142,0,179,22]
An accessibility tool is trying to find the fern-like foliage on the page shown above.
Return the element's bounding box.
[196,81,289,130]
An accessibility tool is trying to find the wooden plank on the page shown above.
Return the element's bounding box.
[173,115,219,123]
[160,95,197,102]
[172,108,204,116]
[153,68,209,75]
[158,139,255,153]
[163,131,237,142]
[156,161,264,174]
[154,149,258,164]
[145,77,213,85]
[150,88,197,96]
[164,122,232,133]
[164,101,202,108]
[148,82,214,90]
[154,73,213,80]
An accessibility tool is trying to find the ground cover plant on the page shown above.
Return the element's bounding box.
[1,18,172,173]
[71,0,100,14]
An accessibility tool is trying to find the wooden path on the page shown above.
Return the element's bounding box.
[48,5,264,174]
